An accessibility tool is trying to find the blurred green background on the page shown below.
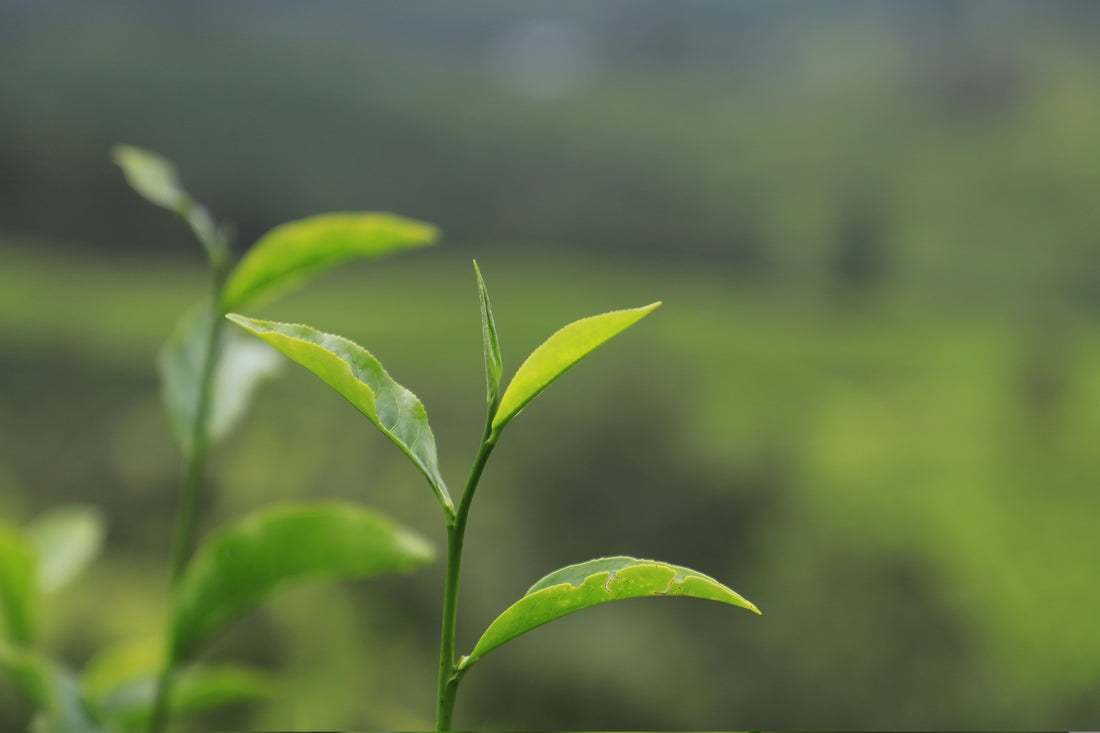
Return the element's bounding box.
[3,1,1100,729]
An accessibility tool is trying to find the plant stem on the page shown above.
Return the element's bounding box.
[436,414,498,731]
[148,264,229,733]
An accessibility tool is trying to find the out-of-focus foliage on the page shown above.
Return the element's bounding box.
[2,1,1100,730]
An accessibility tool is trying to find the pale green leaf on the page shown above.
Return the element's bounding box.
[225,315,452,512]
[221,213,438,312]
[112,145,223,263]
[492,303,660,435]
[159,302,282,454]
[0,522,36,644]
[81,637,162,706]
[462,556,759,667]
[169,502,434,663]
[26,506,105,594]
[473,261,502,406]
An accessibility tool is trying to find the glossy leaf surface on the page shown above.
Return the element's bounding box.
[169,502,434,663]
[226,315,452,511]
[112,145,222,263]
[463,556,759,666]
[492,303,660,434]
[0,522,36,644]
[221,213,438,312]
[159,302,282,454]
[26,506,105,594]
[474,261,503,405]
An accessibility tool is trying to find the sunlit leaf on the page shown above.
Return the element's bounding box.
[473,261,502,406]
[112,145,223,263]
[492,303,660,435]
[225,315,452,512]
[0,522,36,644]
[26,506,105,594]
[159,302,282,454]
[169,502,434,663]
[221,213,438,312]
[462,556,759,667]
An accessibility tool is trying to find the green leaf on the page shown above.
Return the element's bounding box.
[492,303,661,435]
[81,637,162,706]
[112,145,224,264]
[26,506,105,594]
[473,261,503,406]
[0,522,36,644]
[169,502,434,663]
[462,556,759,667]
[0,645,108,733]
[225,315,453,513]
[221,213,438,312]
[0,640,52,710]
[159,302,282,454]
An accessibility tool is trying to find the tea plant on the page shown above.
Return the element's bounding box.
[228,266,762,729]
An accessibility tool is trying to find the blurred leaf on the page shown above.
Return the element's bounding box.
[159,302,282,454]
[492,303,660,434]
[0,522,36,644]
[225,315,453,513]
[169,502,435,663]
[81,637,162,706]
[0,645,108,733]
[112,145,223,264]
[26,506,105,594]
[462,556,759,667]
[474,261,502,406]
[0,640,52,711]
[221,213,438,312]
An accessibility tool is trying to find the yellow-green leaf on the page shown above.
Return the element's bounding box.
[221,213,438,312]
[474,261,503,406]
[225,315,452,512]
[169,502,434,664]
[492,303,660,435]
[462,556,759,667]
[0,522,36,644]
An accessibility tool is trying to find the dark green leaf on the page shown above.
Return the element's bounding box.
[26,506,105,594]
[462,556,759,667]
[492,303,660,435]
[0,522,36,644]
[225,315,452,512]
[473,261,502,406]
[221,213,438,312]
[159,302,282,454]
[169,502,434,663]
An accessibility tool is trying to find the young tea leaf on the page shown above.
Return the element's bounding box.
[112,145,223,264]
[221,213,438,312]
[0,522,37,644]
[225,315,453,513]
[492,303,660,435]
[169,502,434,663]
[159,302,282,455]
[473,261,502,406]
[462,556,758,667]
[26,506,105,594]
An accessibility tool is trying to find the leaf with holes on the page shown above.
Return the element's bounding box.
[462,556,758,667]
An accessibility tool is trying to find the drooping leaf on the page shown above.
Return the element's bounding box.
[112,145,224,264]
[159,302,282,454]
[221,213,438,312]
[492,303,661,435]
[225,315,452,512]
[462,556,759,667]
[169,502,434,663]
[473,261,502,406]
[26,506,105,594]
[0,522,36,644]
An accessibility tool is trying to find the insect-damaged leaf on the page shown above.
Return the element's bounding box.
[221,213,438,312]
[474,261,502,406]
[225,314,453,512]
[492,303,660,435]
[26,506,105,594]
[169,502,434,664]
[159,302,282,455]
[462,556,758,667]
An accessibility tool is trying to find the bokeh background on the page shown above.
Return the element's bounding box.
[3,1,1100,729]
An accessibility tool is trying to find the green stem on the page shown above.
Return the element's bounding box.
[148,263,229,733]
[435,414,498,731]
